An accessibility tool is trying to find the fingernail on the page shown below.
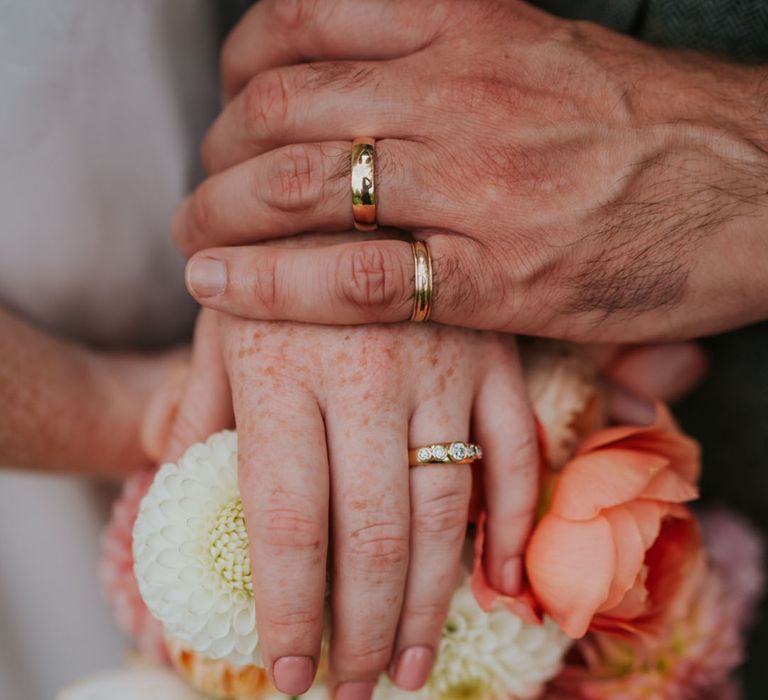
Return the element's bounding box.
[272,656,315,695]
[186,257,226,298]
[392,646,434,690]
[336,681,376,700]
[501,556,522,595]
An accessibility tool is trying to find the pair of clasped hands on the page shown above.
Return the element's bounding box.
[154,0,768,697]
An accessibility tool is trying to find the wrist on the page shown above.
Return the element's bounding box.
[628,49,768,328]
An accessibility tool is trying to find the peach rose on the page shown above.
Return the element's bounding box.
[473,405,702,641]
[527,405,701,638]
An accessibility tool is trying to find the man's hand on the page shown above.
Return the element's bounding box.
[174,0,768,342]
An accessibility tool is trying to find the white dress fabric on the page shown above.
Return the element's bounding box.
[0,2,219,698]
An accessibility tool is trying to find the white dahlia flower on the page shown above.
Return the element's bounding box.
[134,430,572,697]
[375,584,571,700]
[133,431,260,667]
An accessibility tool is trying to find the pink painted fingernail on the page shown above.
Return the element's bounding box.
[336,681,375,700]
[272,656,315,695]
[392,646,434,690]
[186,257,226,298]
[501,556,522,595]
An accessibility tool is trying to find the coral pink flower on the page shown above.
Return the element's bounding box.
[548,507,765,700]
[100,467,168,663]
[526,406,702,639]
[552,555,744,699]
[473,405,703,641]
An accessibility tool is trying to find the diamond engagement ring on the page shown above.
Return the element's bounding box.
[408,442,483,466]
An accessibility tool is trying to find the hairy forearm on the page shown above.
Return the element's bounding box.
[0,306,153,476]
[634,49,768,328]
[560,28,768,339]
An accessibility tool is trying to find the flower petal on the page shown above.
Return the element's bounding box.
[599,505,648,612]
[550,449,667,520]
[576,404,699,481]
[640,467,699,504]
[622,500,665,549]
[527,514,615,638]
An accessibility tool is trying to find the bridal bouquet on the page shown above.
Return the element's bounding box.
[64,345,764,700]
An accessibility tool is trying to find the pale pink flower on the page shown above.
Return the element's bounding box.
[100,467,168,663]
[698,508,765,628]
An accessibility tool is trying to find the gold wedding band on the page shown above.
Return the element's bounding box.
[351,137,377,231]
[410,240,432,322]
[409,442,483,467]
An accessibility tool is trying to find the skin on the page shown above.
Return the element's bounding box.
[0,304,705,700]
[158,305,708,699]
[0,305,182,477]
[163,0,739,695]
[173,0,768,342]
[162,307,539,700]
[0,4,714,690]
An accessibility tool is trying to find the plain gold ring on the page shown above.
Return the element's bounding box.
[410,240,432,322]
[351,137,377,232]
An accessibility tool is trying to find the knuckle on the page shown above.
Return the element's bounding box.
[243,69,291,139]
[346,521,408,574]
[271,0,319,33]
[254,494,322,551]
[413,488,470,538]
[247,251,282,312]
[264,143,324,213]
[338,244,406,314]
[401,600,450,629]
[452,72,516,113]
[305,61,376,91]
[264,605,322,633]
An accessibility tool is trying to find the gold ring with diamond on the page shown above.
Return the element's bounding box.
[408,442,482,467]
[351,137,377,231]
[410,240,432,322]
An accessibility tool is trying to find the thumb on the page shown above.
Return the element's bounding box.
[143,312,234,464]
[140,358,190,463]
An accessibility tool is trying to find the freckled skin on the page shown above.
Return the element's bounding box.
[181,274,533,685]
[213,316,505,467]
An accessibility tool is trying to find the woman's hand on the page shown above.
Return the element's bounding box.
[174,0,768,342]
[158,310,538,698]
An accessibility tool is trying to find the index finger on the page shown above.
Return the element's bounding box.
[221,0,445,99]
[225,345,329,695]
